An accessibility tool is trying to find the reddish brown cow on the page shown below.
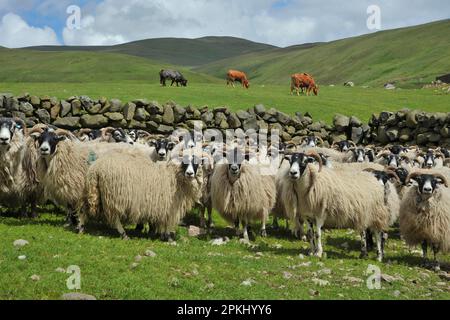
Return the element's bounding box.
[227,70,250,89]
[291,73,319,96]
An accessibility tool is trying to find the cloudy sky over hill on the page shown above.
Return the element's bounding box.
[0,0,449,48]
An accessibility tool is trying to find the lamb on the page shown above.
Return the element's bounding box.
[399,171,450,270]
[210,147,276,240]
[79,149,206,240]
[281,151,398,261]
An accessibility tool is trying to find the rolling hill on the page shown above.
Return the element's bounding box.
[4,20,450,87]
[195,19,450,87]
[24,36,277,67]
[0,48,219,83]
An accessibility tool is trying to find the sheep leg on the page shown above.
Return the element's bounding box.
[29,200,38,219]
[294,217,306,241]
[360,230,368,259]
[272,217,279,229]
[314,216,325,257]
[432,245,440,271]
[375,231,384,262]
[260,220,267,237]
[135,224,144,233]
[234,219,240,237]
[421,241,428,259]
[307,219,316,255]
[366,229,375,252]
[242,222,249,241]
[114,218,129,240]
[199,205,206,229]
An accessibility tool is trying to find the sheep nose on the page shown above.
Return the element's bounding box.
[423,186,432,192]
[186,171,194,177]
[0,137,8,142]
[41,146,49,152]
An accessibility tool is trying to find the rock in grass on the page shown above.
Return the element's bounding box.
[240,279,255,287]
[312,278,330,286]
[62,293,96,300]
[188,225,204,237]
[30,275,40,281]
[55,267,66,273]
[18,255,27,260]
[144,250,156,257]
[13,239,29,247]
[135,255,143,262]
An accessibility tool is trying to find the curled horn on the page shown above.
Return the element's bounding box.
[305,151,323,172]
[137,130,152,138]
[78,128,92,135]
[331,141,339,150]
[100,127,115,141]
[385,169,401,183]
[432,173,448,188]
[405,172,425,186]
[382,144,393,151]
[400,154,411,163]
[348,140,357,148]
[316,136,324,145]
[13,118,27,136]
[377,150,391,159]
[54,129,75,139]
[434,151,445,159]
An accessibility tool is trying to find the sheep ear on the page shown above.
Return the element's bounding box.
[284,154,292,161]
[30,132,40,140]
[168,142,176,150]
[148,139,156,147]
[306,157,316,163]
[56,135,66,142]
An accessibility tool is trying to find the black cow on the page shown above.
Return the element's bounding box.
[159,69,188,87]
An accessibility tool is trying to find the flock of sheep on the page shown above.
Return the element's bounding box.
[1,116,449,270]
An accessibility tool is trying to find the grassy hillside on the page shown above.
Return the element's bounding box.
[1,82,448,124]
[25,36,277,67]
[0,49,219,83]
[195,20,450,87]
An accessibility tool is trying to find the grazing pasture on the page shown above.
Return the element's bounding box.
[0,81,448,123]
[1,212,449,300]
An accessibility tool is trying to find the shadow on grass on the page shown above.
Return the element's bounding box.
[0,215,64,227]
[395,254,450,272]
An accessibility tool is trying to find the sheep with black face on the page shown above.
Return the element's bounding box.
[399,171,450,270]
[281,151,396,261]
[210,147,276,240]
[0,117,40,217]
[80,149,206,240]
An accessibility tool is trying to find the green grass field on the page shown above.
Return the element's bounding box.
[1,82,449,124]
[1,211,449,300]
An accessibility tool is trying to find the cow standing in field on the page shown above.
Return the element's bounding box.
[227,70,250,89]
[291,73,319,96]
[159,69,188,87]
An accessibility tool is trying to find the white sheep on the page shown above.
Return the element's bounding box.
[281,151,399,261]
[210,147,276,240]
[80,149,206,240]
[399,171,450,270]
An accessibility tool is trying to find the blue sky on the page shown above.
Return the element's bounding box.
[0,0,449,48]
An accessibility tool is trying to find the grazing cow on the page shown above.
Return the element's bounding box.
[159,69,188,87]
[290,73,319,96]
[227,70,250,89]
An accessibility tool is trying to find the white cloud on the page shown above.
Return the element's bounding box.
[0,12,60,48]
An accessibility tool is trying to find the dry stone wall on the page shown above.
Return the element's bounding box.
[1,93,448,148]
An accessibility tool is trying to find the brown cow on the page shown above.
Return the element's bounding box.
[227,70,250,89]
[291,73,319,96]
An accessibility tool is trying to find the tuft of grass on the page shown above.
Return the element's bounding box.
[1,211,449,300]
[0,82,448,124]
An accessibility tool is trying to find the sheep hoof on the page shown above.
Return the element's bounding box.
[359,252,368,259]
[433,264,441,272]
[121,234,130,241]
[77,226,85,234]
[260,229,267,237]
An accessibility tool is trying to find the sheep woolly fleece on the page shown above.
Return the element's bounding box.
[82,151,203,234]
[285,164,393,232]
[399,179,450,253]
[211,163,276,224]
